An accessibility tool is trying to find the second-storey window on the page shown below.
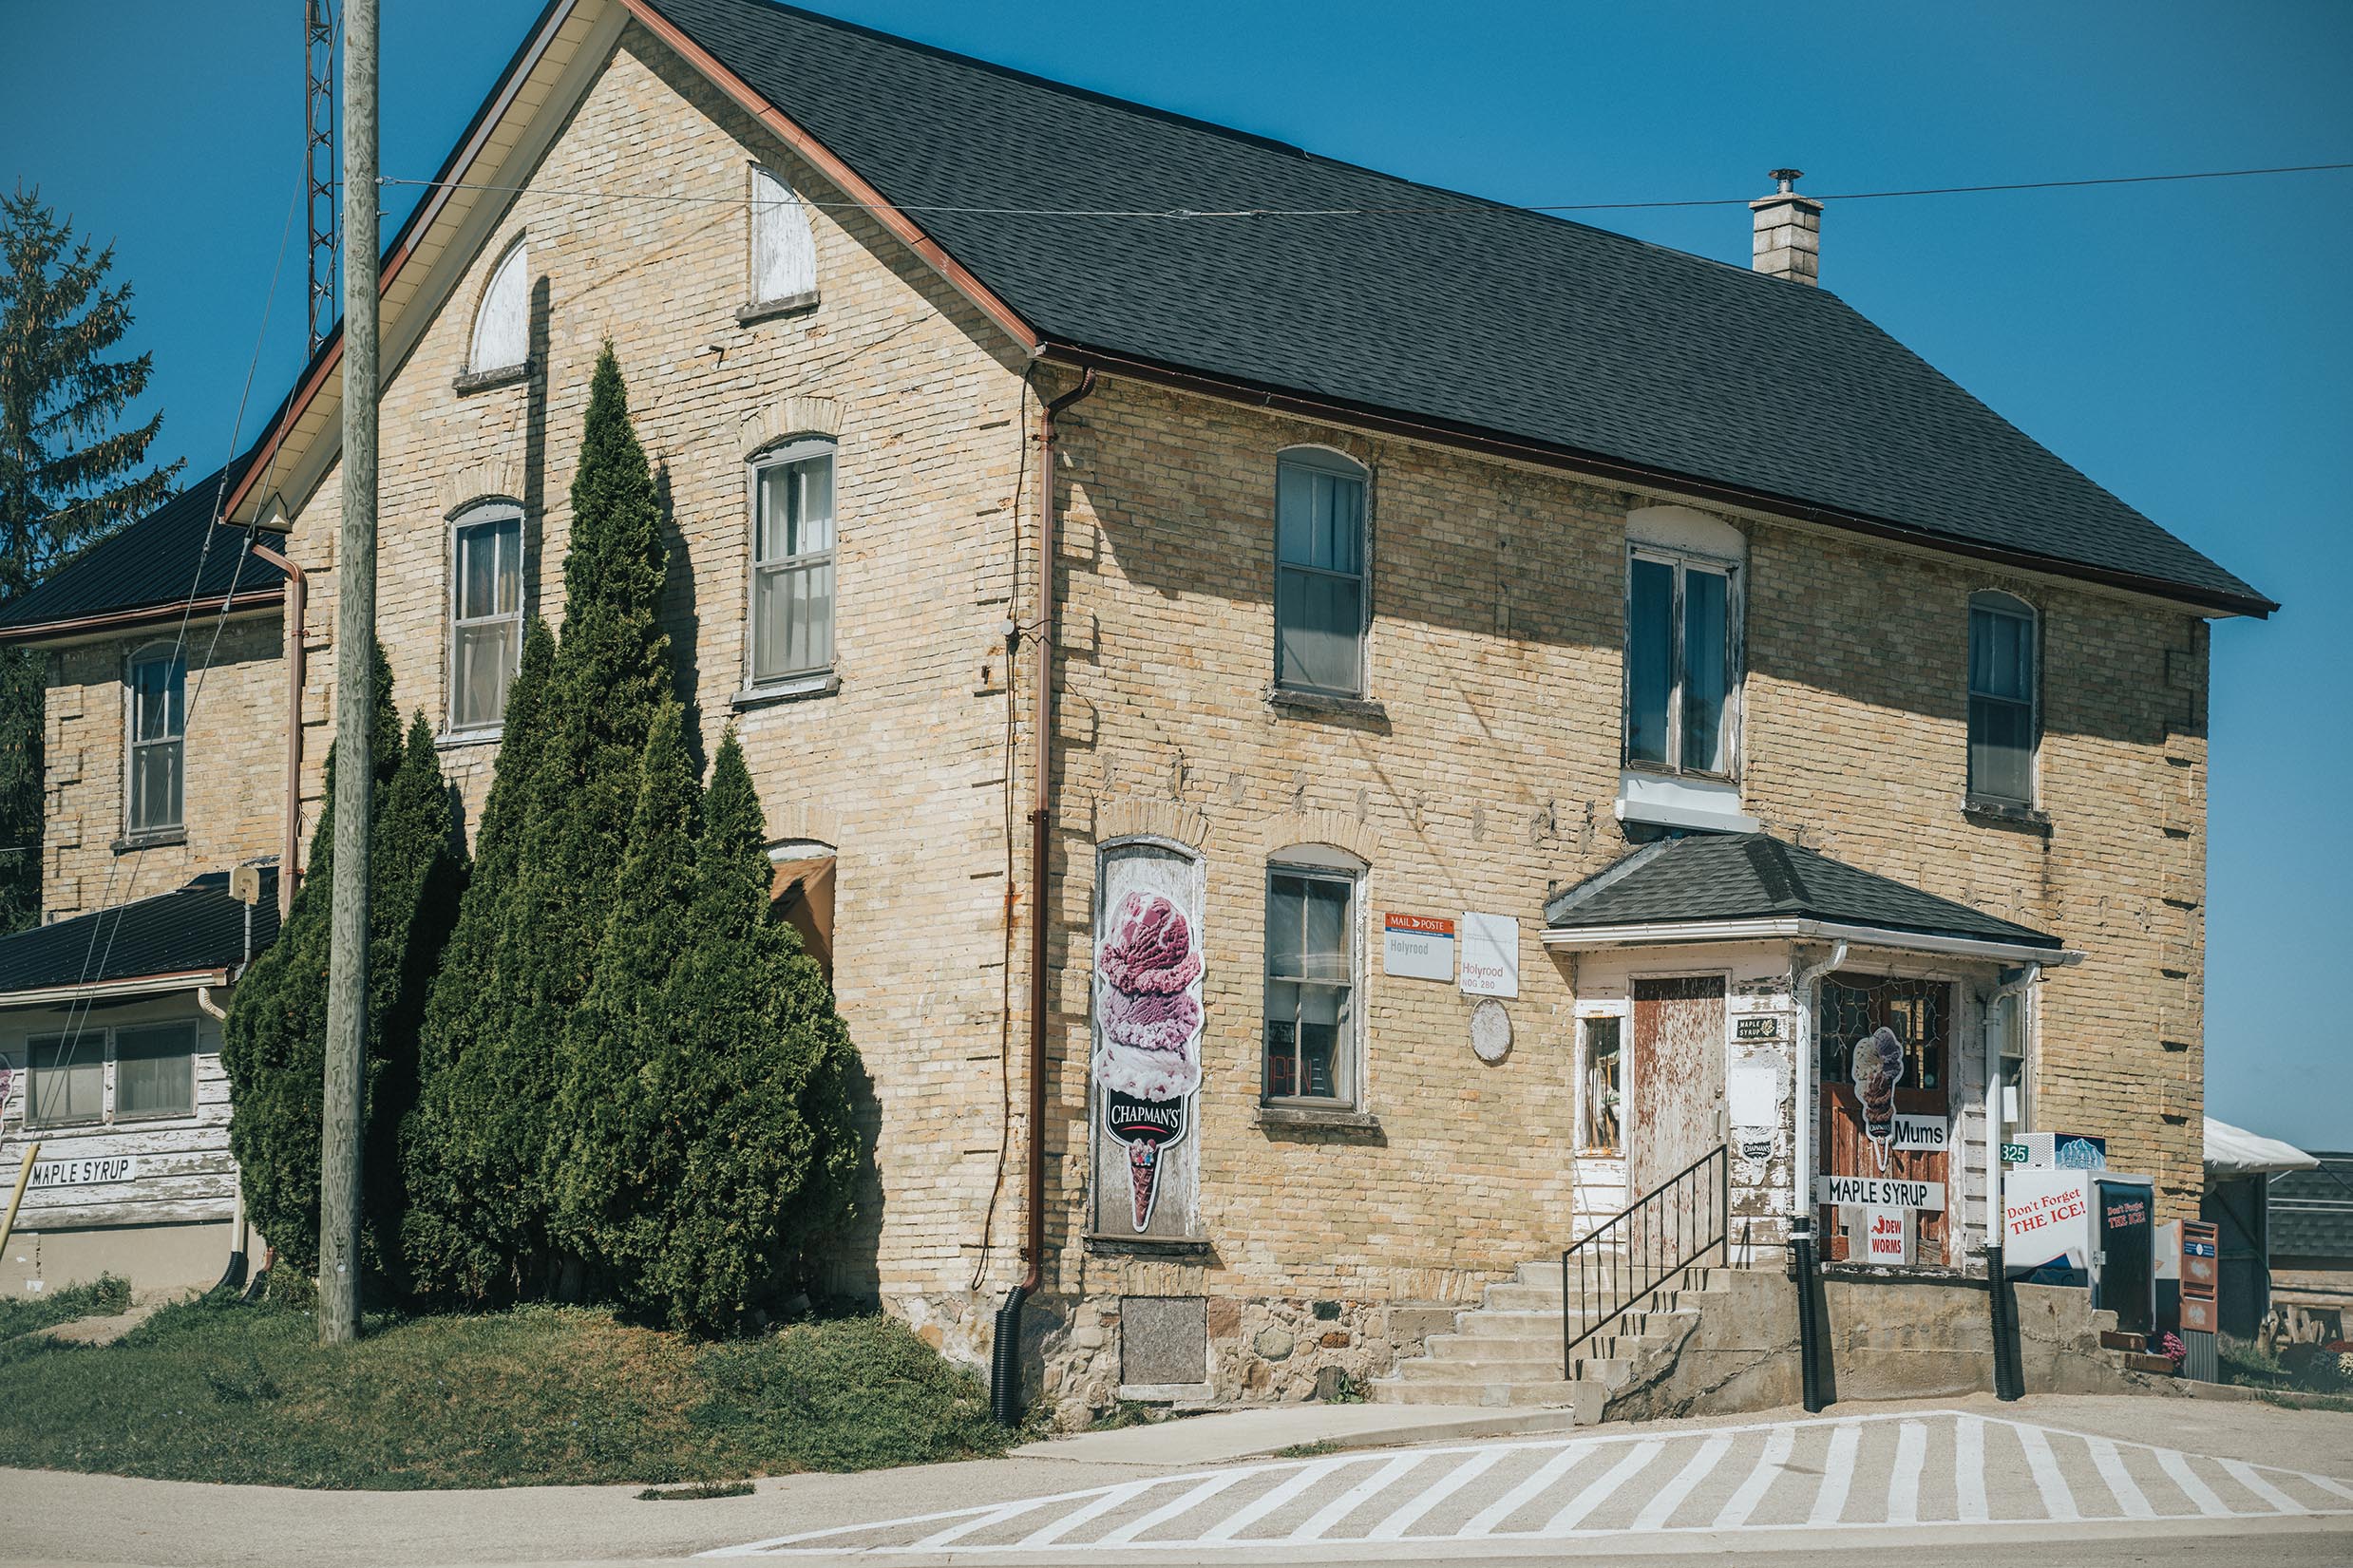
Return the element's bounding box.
[126,643,185,835]
[1263,860,1358,1104]
[450,506,523,732]
[1625,548,1738,777]
[1967,591,2038,805]
[750,438,837,684]
[1274,449,1367,697]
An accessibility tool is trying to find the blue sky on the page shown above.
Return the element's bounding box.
[5,2,2347,1148]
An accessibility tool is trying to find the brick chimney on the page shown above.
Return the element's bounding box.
[1750,168,1822,286]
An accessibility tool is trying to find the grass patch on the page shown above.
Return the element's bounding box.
[1273,1439,1343,1459]
[0,1275,131,1340]
[0,1295,1010,1489]
[638,1480,754,1501]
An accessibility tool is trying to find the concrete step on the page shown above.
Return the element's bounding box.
[1371,1376,1601,1411]
[1393,1353,1568,1382]
[2100,1330,2147,1352]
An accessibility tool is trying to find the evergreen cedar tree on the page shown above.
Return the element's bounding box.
[220,646,465,1285]
[401,345,863,1323]
[0,191,184,934]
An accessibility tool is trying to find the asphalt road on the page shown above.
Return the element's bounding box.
[2,1393,2346,1567]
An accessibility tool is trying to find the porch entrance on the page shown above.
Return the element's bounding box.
[1816,973,1953,1263]
[1629,975,1726,1196]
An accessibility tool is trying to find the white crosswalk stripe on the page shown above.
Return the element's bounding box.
[704,1409,2353,1558]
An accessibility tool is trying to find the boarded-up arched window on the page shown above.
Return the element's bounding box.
[469,243,528,373]
[750,167,817,308]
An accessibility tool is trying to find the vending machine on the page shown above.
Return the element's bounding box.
[2002,1167,2156,1337]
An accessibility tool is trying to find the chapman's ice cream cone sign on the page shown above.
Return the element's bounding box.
[1850,1026,1906,1173]
[1092,886,1205,1233]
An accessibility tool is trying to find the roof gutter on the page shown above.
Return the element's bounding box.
[0,969,233,1011]
[1035,341,2277,621]
[0,589,284,648]
[1540,915,2083,967]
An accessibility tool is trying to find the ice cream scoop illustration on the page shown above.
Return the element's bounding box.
[1850,1026,1906,1172]
[1092,890,1205,1232]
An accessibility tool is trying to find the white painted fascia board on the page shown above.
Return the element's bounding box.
[1540,916,2080,967]
[0,969,227,1011]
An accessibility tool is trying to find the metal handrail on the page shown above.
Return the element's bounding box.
[1561,1143,1730,1378]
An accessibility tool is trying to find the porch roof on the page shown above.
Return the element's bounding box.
[1542,832,2063,960]
[0,866,279,1006]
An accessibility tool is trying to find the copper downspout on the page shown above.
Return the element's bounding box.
[992,367,1096,1425]
[248,541,307,916]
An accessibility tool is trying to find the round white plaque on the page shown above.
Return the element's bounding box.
[1470,998,1512,1064]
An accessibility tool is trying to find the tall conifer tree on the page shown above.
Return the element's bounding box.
[403,345,671,1300]
[221,651,461,1282]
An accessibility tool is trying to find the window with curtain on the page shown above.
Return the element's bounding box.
[113,1023,197,1121]
[28,1033,104,1128]
[1263,862,1358,1104]
[750,439,837,683]
[468,243,528,373]
[749,166,817,308]
[1968,591,2038,805]
[126,644,185,835]
[1273,449,1367,697]
[1624,548,1737,776]
[449,506,523,731]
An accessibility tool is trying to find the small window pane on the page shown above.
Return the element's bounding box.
[453,621,519,730]
[1276,570,1362,694]
[1681,567,1729,773]
[115,1025,197,1120]
[28,1034,103,1127]
[130,741,182,832]
[456,518,520,620]
[1626,557,1675,765]
[1265,878,1303,976]
[1300,878,1350,982]
[1970,696,2034,803]
[1970,606,2033,703]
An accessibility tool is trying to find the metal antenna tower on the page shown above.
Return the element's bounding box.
[305,0,338,355]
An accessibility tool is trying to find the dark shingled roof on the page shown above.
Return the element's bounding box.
[0,450,282,639]
[2270,1154,2353,1264]
[1544,832,2060,950]
[649,0,2268,614]
[0,867,280,996]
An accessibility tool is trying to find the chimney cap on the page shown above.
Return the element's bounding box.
[1768,168,1806,195]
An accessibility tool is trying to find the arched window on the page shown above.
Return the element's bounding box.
[1967,590,2038,805]
[748,167,817,311]
[1273,447,1368,697]
[1263,843,1366,1107]
[769,840,837,977]
[125,642,185,836]
[468,243,528,374]
[749,436,837,684]
[448,502,524,731]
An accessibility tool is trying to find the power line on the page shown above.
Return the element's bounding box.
[373,158,2353,220]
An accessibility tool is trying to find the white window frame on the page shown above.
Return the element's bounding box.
[25,1021,199,1129]
[124,640,185,837]
[1622,544,1742,781]
[467,241,529,375]
[747,165,818,312]
[746,436,839,689]
[447,502,525,734]
[1262,846,1366,1109]
[1272,446,1371,699]
[1966,590,2040,808]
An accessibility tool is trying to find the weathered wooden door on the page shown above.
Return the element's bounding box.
[1629,975,1726,1198]
[1815,973,1953,1262]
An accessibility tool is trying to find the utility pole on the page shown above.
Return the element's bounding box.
[318,0,377,1347]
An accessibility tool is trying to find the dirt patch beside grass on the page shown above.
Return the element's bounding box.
[0,1294,1011,1488]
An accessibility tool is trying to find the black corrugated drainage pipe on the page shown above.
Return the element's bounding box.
[992,367,1099,1428]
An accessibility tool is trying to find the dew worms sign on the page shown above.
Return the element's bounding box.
[1091,843,1206,1237]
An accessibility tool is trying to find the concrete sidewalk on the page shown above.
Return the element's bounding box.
[1012,1401,1584,1465]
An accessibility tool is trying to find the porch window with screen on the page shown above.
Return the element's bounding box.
[1273,449,1367,697]
[28,1034,104,1128]
[1967,591,2038,805]
[1581,1015,1622,1152]
[1624,548,1737,777]
[450,506,523,731]
[126,643,185,835]
[1263,863,1357,1104]
[113,1023,198,1121]
[750,439,836,684]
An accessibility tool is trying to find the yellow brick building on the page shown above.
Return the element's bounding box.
[0,0,2268,1419]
